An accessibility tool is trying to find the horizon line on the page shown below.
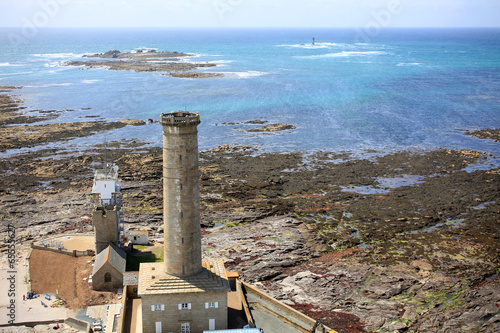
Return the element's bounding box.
[1,26,500,29]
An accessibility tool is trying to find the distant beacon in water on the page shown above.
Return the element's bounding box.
[312,37,315,45]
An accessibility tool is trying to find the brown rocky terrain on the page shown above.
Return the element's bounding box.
[466,128,500,142]
[216,119,298,132]
[65,49,222,78]
[0,87,499,332]
[248,123,297,132]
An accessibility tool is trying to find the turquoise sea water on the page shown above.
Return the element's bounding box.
[0,28,499,159]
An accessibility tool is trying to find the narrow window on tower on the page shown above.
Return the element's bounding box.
[182,238,184,244]
[180,183,183,190]
[179,154,182,161]
[181,211,184,218]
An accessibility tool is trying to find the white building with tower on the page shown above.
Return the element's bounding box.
[92,164,121,205]
[91,164,126,290]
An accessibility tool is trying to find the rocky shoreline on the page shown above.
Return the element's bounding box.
[65,49,222,78]
[0,87,499,332]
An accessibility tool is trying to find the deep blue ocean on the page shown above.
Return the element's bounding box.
[0,28,499,162]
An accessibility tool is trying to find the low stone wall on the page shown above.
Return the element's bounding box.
[65,317,90,332]
[0,320,66,328]
[31,244,94,257]
[242,282,333,333]
[236,280,254,328]
[116,287,130,333]
[25,248,33,292]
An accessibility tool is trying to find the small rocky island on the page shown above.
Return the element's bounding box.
[66,49,222,78]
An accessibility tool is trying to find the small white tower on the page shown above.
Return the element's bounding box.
[92,164,121,205]
[92,164,124,254]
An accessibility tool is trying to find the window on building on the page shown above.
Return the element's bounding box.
[178,303,191,310]
[181,323,190,333]
[151,304,165,311]
[205,302,219,309]
[104,272,111,283]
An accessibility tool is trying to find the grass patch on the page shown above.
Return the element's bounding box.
[126,245,164,271]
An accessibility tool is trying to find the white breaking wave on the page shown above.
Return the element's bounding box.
[397,62,422,66]
[220,71,268,78]
[82,79,101,84]
[0,62,23,67]
[186,53,223,58]
[277,42,346,49]
[32,53,85,59]
[44,82,73,87]
[205,60,233,64]
[297,51,387,59]
[25,82,74,88]
[180,58,233,66]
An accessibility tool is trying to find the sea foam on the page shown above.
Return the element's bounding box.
[297,51,387,59]
[82,79,101,84]
[397,62,422,66]
[220,71,268,78]
[277,42,345,49]
[0,62,23,67]
[32,53,86,59]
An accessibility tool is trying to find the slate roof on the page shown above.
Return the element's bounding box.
[92,242,126,275]
[123,272,139,286]
[127,230,148,236]
[138,259,230,295]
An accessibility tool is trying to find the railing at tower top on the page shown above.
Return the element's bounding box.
[92,192,123,207]
[94,166,119,181]
[160,111,201,126]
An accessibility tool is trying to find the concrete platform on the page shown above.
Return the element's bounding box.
[57,235,95,251]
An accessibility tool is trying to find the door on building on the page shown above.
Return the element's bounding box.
[181,323,190,333]
[209,319,215,330]
[155,321,162,333]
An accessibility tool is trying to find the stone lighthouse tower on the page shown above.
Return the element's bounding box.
[138,111,229,333]
[160,111,202,277]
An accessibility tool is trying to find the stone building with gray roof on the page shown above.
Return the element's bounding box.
[92,242,126,290]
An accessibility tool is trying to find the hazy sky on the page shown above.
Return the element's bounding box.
[1,0,499,28]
